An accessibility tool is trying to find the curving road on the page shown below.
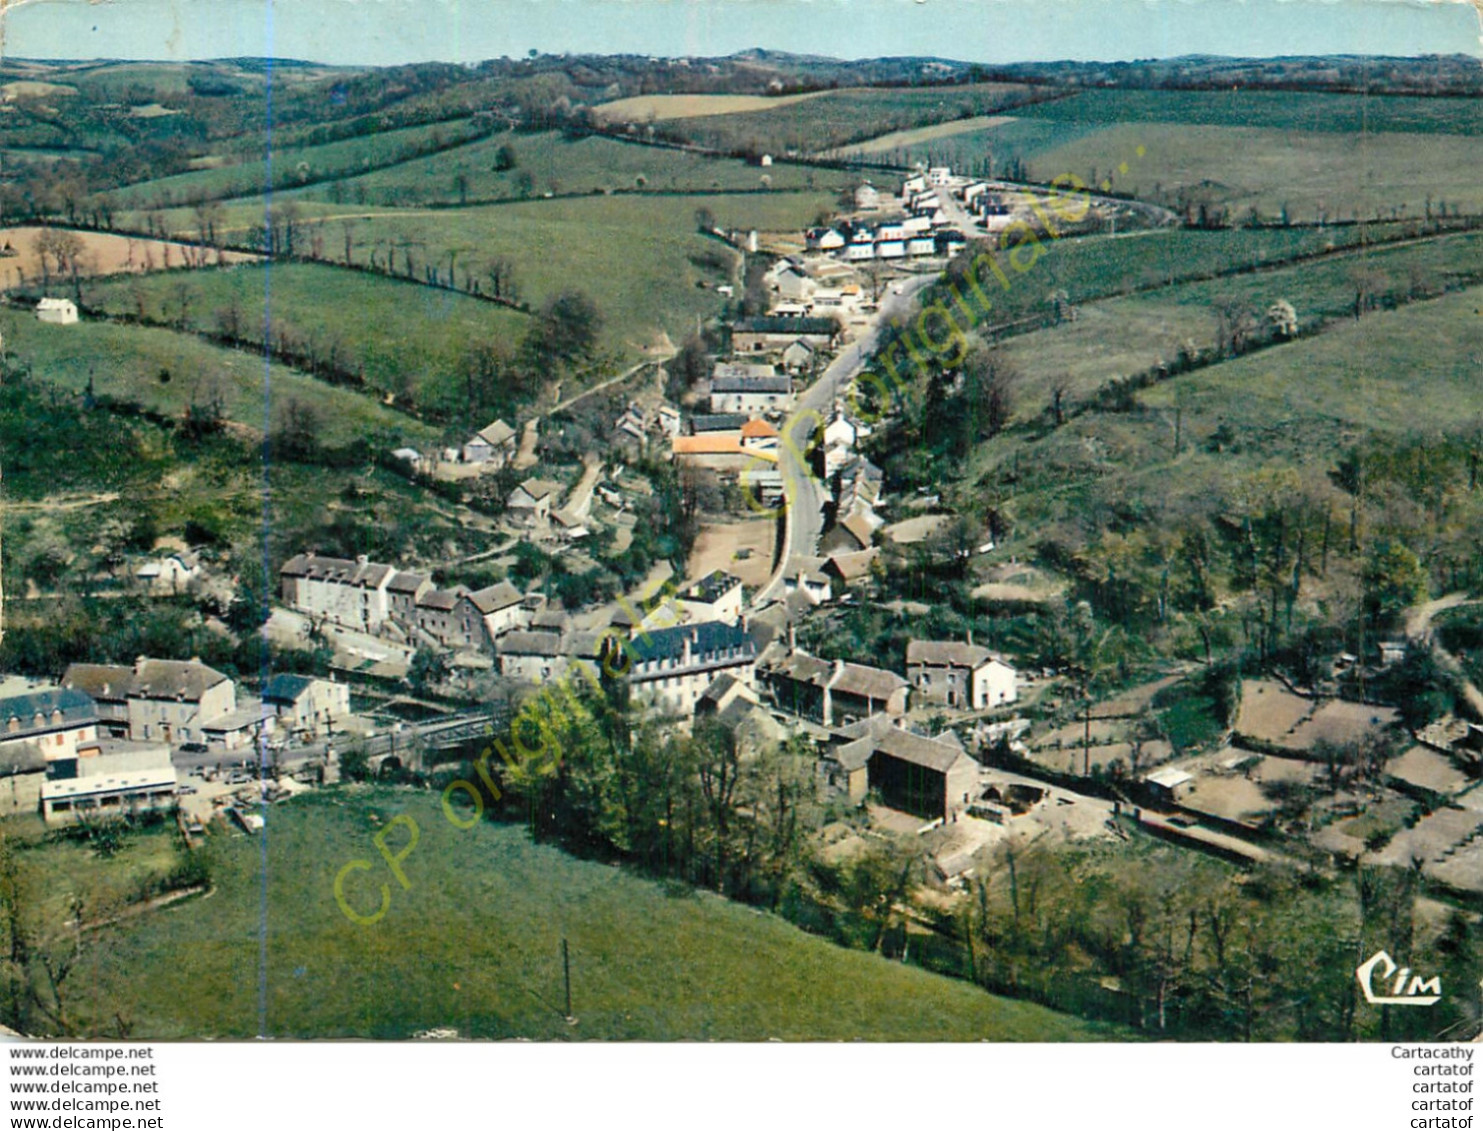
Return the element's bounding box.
[754,273,936,606]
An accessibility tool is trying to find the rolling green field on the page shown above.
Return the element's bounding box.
[997,229,1483,412]
[662,82,1039,154]
[293,193,834,353]
[965,284,1483,549]
[1,307,436,447]
[102,118,491,210]
[83,261,531,412]
[286,128,852,207]
[1030,122,1483,222]
[1013,88,1483,135]
[59,789,1112,1040]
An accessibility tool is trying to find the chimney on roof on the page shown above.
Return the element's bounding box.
[966,628,973,647]
[356,554,369,566]
[786,623,797,653]
[832,658,845,681]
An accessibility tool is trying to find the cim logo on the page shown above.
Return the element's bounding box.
[1356,949,1443,1007]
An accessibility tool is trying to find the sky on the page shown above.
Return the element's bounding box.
[2,0,1480,67]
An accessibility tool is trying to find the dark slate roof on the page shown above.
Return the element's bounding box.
[0,688,97,739]
[387,570,430,594]
[733,316,837,336]
[262,674,314,705]
[626,621,755,666]
[0,742,46,778]
[279,553,395,588]
[689,414,748,434]
[684,570,741,605]
[710,375,792,395]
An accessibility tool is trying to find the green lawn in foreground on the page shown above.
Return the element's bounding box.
[65,788,1112,1040]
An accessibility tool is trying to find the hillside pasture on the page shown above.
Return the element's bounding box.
[286,128,851,207]
[0,308,436,448]
[83,261,531,416]
[1030,122,1483,223]
[56,788,1111,1040]
[663,82,1038,155]
[102,118,491,210]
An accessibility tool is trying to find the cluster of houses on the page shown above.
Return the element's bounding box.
[0,663,348,823]
[805,218,965,262]
[279,551,555,653]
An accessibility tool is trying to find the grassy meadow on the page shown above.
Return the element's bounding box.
[1,306,436,448]
[83,261,531,412]
[58,789,1112,1040]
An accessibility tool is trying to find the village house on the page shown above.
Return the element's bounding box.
[709,373,794,416]
[0,743,46,818]
[506,478,562,525]
[824,548,879,590]
[740,417,780,453]
[461,419,517,466]
[821,510,879,555]
[671,432,765,473]
[0,687,99,768]
[829,721,978,821]
[782,558,833,606]
[805,227,846,251]
[279,552,398,632]
[604,621,758,718]
[35,297,78,325]
[414,587,465,647]
[759,641,908,727]
[780,339,815,372]
[59,664,131,737]
[907,641,1018,710]
[456,581,530,649]
[386,570,433,627]
[135,549,201,594]
[730,316,837,354]
[854,183,881,211]
[41,740,178,824]
[772,264,815,303]
[64,658,236,746]
[262,674,351,741]
[672,571,746,626]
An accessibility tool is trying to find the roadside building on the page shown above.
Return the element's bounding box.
[41,741,177,824]
[0,687,99,764]
[263,675,350,741]
[506,478,562,525]
[730,316,837,354]
[605,621,758,718]
[708,374,794,416]
[123,658,236,745]
[834,724,977,820]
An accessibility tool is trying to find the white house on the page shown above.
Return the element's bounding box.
[506,478,562,525]
[927,166,953,187]
[35,297,77,325]
[906,641,1017,710]
[135,549,200,594]
[262,674,351,740]
[462,419,517,466]
[773,265,815,303]
[0,687,99,766]
[709,374,793,416]
[854,183,881,211]
[604,621,757,718]
[805,227,846,251]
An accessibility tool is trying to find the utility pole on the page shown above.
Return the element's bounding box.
[562,937,574,1022]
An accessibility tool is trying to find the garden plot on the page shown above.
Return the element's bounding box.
[1387,745,1473,796]
[1235,679,1315,744]
[1373,805,1483,869]
[1286,701,1400,749]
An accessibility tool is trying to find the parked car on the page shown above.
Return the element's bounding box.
[180,742,208,755]
[176,784,198,796]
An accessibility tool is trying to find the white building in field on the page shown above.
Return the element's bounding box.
[36,297,77,325]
